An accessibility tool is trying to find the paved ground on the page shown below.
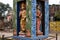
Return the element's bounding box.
[0,31,13,38]
[45,33,60,40]
[0,31,60,40]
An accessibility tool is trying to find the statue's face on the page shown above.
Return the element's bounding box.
[36,9,41,17]
[20,2,26,9]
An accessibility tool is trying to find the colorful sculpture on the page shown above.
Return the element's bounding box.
[16,0,49,39]
[19,2,26,34]
[36,5,43,35]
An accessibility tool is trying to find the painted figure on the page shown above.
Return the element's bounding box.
[36,5,43,35]
[19,2,26,33]
[19,2,31,37]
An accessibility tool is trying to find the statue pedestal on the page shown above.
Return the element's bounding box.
[19,32,26,37]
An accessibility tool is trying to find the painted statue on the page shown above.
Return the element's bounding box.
[19,2,26,33]
[36,5,43,35]
[19,2,31,37]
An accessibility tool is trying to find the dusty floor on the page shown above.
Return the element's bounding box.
[44,33,60,40]
[0,32,60,40]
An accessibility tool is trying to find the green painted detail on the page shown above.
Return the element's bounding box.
[13,0,17,29]
[26,0,32,31]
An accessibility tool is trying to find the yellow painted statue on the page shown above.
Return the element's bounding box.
[19,2,26,33]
